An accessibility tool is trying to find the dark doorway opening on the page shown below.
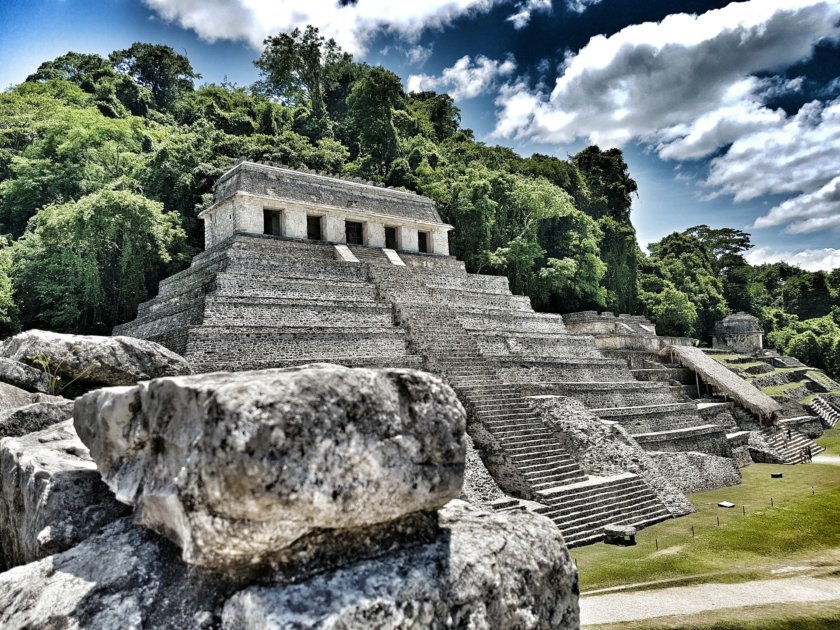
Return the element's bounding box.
[263,210,282,236]
[307,215,322,240]
[385,226,398,249]
[418,231,429,253]
[345,221,364,245]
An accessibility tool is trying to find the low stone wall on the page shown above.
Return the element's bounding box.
[649,451,741,493]
[527,396,693,516]
[185,328,412,373]
[476,333,601,359]
[594,403,711,433]
[212,273,379,302]
[460,434,514,509]
[633,425,732,457]
[457,311,569,334]
[435,288,533,312]
[517,381,685,409]
[202,298,395,328]
[494,358,631,384]
[422,272,511,295]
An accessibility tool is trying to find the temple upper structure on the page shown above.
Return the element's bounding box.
[199,160,453,255]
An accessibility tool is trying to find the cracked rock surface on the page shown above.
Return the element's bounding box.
[0,420,128,570]
[74,364,467,568]
[0,400,75,439]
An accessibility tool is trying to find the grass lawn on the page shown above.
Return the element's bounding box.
[817,427,840,457]
[573,463,840,593]
[587,600,840,629]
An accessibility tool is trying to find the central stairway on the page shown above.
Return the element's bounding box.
[367,263,671,546]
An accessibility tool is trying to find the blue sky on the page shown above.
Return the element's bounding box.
[1,0,839,269]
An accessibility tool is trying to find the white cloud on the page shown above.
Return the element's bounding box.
[566,0,603,13]
[746,246,840,271]
[408,54,517,99]
[507,0,552,29]
[143,0,502,54]
[405,44,433,66]
[493,0,840,148]
[492,0,840,238]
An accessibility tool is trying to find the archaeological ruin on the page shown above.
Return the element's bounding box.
[0,161,837,628]
[114,161,832,546]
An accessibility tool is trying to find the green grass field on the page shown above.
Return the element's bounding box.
[574,463,840,593]
[817,427,840,457]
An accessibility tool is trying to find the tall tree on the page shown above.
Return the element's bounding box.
[573,145,637,221]
[110,43,200,112]
[345,67,403,178]
[254,26,351,122]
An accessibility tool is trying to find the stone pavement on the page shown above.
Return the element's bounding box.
[580,576,840,626]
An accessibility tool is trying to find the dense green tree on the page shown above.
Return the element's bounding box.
[573,145,637,221]
[255,26,351,123]
[405,92,461,143]
[782,272,834,320]
[10,190,184,333]
[345,67,403,178]
[110,43,200,112]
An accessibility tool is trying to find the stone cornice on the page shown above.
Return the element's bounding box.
[199,191,454,232]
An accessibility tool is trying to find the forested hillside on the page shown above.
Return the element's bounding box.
[1,27,838,376]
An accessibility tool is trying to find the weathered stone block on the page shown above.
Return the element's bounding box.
[0,421,128,570]
[1,330,192,388]
[0,381,63,412]
[0,358,50,393]
[0,400,74,438]
[74,365,466,568]
[221,501,579,630]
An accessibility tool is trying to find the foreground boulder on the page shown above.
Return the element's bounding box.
[222,501,578,629]
[0,421,128,570]
[1,329,192,389]
[74,365,466,569]
[0,381,63,412]
[0,358,50,393]
[0,400,75,439]
[0,502,578,630]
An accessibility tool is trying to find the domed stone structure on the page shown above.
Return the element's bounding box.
[713,312,763,354]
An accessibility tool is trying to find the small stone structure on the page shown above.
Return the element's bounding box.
[713,312,764,354]
[201,160,452,255]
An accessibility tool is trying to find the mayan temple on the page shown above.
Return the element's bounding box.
[117,161,771,546]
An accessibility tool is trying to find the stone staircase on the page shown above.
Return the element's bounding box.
[534,473,671,547]
[367,263,671,546]
[809,396,840,428]
[761,422,825,464]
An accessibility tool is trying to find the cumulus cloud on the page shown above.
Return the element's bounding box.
[143,0,502,54]
[492,0,840,238]
[408,54,516,99]
[746,246,840,271]
[507,0,552,29]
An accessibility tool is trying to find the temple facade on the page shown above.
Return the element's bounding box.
[200,161,453,255]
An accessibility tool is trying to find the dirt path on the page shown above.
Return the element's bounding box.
[814,454,840,466]
[580,576,840,626]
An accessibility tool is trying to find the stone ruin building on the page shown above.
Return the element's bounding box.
[713,312,764,354]
[114,161,814,546]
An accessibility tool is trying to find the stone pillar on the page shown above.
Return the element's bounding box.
[430,230,450,256]
[234,196,264,235]
[283,208,307,239]
[364,221,385,248]
[324,215,346,244]
[397,226,418,253]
